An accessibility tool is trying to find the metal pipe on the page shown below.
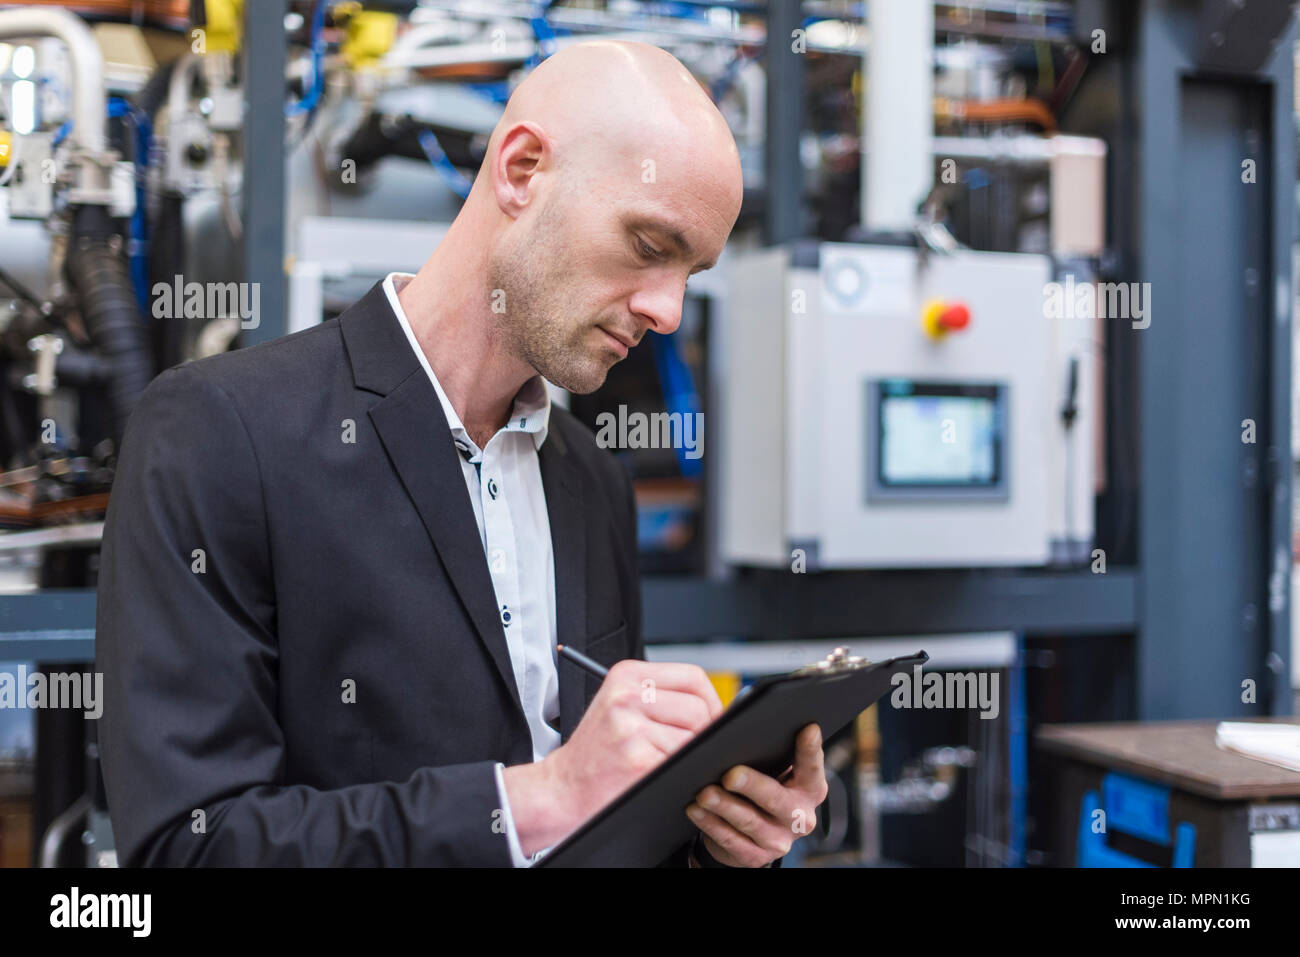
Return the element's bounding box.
[415,0,764,47]
[384,32,693,70]
[764,0,802,246]
[863,0,934,232]
[0,7,106,156]
[935,0,1071,14]
[166,52,204,138]
[931,134,1055,166]
[387,16,484,57]
[38,793,91,868]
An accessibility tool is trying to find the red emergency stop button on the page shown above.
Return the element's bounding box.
[940,302,969,330]
[922,299,971,339]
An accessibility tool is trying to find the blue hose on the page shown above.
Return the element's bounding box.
[416,128,473,199]
[107,96,153,314]
[287,0,330,117]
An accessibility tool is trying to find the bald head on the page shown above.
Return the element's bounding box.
[487,40,739,189]
[462,40,743,394]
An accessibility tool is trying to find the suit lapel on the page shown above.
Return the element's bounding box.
[539,424,589,743]
[341,282,524,718]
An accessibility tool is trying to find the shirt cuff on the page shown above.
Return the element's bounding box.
[494,762,532,867]
[494,762,556,867]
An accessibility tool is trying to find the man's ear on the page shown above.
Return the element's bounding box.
[492,121,550,218]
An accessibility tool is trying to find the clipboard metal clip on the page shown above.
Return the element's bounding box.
[792,646,871,676]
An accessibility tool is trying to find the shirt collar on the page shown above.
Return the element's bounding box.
[383,272,551,456]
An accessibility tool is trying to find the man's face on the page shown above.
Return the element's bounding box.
[486,157,736,394]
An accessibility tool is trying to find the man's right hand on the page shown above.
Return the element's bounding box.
[502,659,723,856]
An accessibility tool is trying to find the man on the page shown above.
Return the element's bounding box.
[97,40,827,867]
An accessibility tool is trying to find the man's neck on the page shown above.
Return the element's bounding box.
[395,244,535,448]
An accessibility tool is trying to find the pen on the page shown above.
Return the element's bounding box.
[556,643,609,679]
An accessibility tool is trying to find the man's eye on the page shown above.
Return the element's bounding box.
[636,237,662,260]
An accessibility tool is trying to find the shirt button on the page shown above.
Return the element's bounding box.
[488,478,499,500]
[501,605,512,627]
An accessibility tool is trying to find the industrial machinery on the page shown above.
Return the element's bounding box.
[0,6,151,540]
[0,0,1118,869]
[720,241,1100,568]
[0,0,777,865]
[0,0,1289,873]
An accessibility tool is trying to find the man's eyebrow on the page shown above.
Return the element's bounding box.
[628,215,717,271]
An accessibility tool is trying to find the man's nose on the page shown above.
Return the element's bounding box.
[628,277,686,337]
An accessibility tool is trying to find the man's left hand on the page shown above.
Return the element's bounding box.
[685,723,828,867]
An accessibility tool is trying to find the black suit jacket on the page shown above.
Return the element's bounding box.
[97,280,690,866]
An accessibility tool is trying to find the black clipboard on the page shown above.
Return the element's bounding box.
[536,649,929,867]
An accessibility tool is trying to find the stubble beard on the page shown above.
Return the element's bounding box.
[486,210,617,396]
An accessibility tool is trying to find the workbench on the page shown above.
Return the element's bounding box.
[1036,719,1300,867]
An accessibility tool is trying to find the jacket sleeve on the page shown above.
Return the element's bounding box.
[96,361,512,866]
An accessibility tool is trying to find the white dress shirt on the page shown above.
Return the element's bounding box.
[384,272,561,866]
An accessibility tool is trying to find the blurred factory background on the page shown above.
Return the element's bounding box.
[0,0,1296,869]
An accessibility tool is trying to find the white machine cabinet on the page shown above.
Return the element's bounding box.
[719,241,1097,569]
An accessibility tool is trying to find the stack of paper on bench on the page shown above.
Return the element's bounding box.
[1215,722,1300,773]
